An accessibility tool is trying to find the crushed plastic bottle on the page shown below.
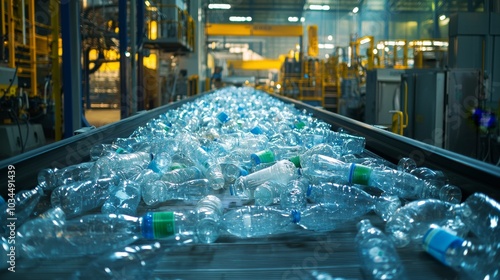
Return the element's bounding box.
[101,180,142,216]
[355,219,407,280]
[142,179,210,206]
[37,161,96,191]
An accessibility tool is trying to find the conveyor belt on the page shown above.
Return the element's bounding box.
[0,89,498,279]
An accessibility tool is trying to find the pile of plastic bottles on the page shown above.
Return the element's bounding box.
[1,87,499,279]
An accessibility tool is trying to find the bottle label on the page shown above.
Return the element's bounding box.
[349,164,372,185]
[422,227,464,266]
[152,212,175,239]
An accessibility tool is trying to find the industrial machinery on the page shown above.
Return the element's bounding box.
[0,90,499,279]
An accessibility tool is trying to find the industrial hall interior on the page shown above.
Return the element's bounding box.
[0,0,499,279]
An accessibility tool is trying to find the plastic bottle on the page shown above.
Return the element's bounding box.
[73,242,163,280]
[230,160,297,199]
[307,183,401,221]
[301,154,459,202]
[455,192,500,245]
[254,181,286,206]
[222,205,294,238]
[51,176,119,218]
[158,165,205,184]
[280,179,309,211]
[101,180,142,216]
[92,151,152,179]
[195,195,223,243]
[179,139,225,190]
[300,128,366,155]
[397,157,417,173]
[0,196,7,235]
[291,143,341,168]
[1,237,10,270]
[250,145,303,166]
[385,199,468,248]
[355,219,407,280]
[142,179,210,206]
[220,162,249,185]
[89,143,127,161]
[37,161,96,191]
[293,203,379,232]
[422,225,500,280]
[10,186,44,228]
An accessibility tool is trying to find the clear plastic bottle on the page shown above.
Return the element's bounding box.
[301,154,459,202]
[37,161,96,191]
[385,199,467,248]
[180,140,225,190]
[0,196,7,236]
[1,237,10,270]
[93,151,152,179]
[220,162,249,185]
[422,225,500,280]
[230,160,297,199]
[456,192,500,245]
[89,143,127,160]
[222,205,293,238]
[141,179,210,206]
[195,195,223,243]
[158,165,204,184]
[50,176,119,218]
[280,179,309,211]
[101,180,142,216]
[355,219,407,280]
[73,242,163,280]
[307,183,401,221]
[10,186,44,228]
[254,181,286,206]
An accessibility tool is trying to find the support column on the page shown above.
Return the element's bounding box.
[119,0,129,119]
[60,0,82,137]
[137,0,145,111]
[130,0,137,115]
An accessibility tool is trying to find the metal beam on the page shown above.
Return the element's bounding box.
[61,0,82,137]
[205,23,303,37]
[119,0,128,119]
[137,0,145,111]
[50,0,62,141]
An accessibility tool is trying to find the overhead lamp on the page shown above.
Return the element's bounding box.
[309,4,330,10]
[359,37,371,44]
[352,7,359,13]
[145,0,151,7]
[229,16,252,22]
[288,16,299,22]
[327,35,333,41]
[208,3,231,9]
[300,17,305,22]
[439,14,446,21]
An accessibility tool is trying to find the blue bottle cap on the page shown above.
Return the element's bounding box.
[141,212,154,239]
[141,212,175,240]
[229,185,235,196]
[250,126,263,135]
[147,161,161,173]
[239,168,249,176]
[306,184,312,197]
[291,210,301,223]
[250,150,275,165]
[422,226,464,266]
[216,112,229,123]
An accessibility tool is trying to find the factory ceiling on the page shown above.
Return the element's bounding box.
[204,0,488,24]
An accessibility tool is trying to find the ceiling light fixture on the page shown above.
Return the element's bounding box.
[208,3,231,9]
[309,4,330,10]
[288,16,299,22]
[352,7,359,13]
[439,15,446,21]
[229,16,252,22]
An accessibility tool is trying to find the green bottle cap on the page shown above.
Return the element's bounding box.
[251,149,275,165]
[350,164,372,185]
[289,155,301,168]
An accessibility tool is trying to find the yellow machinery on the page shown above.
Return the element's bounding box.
[409,39,448,68]
[1,0,62,139]
[376,40,409,69]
